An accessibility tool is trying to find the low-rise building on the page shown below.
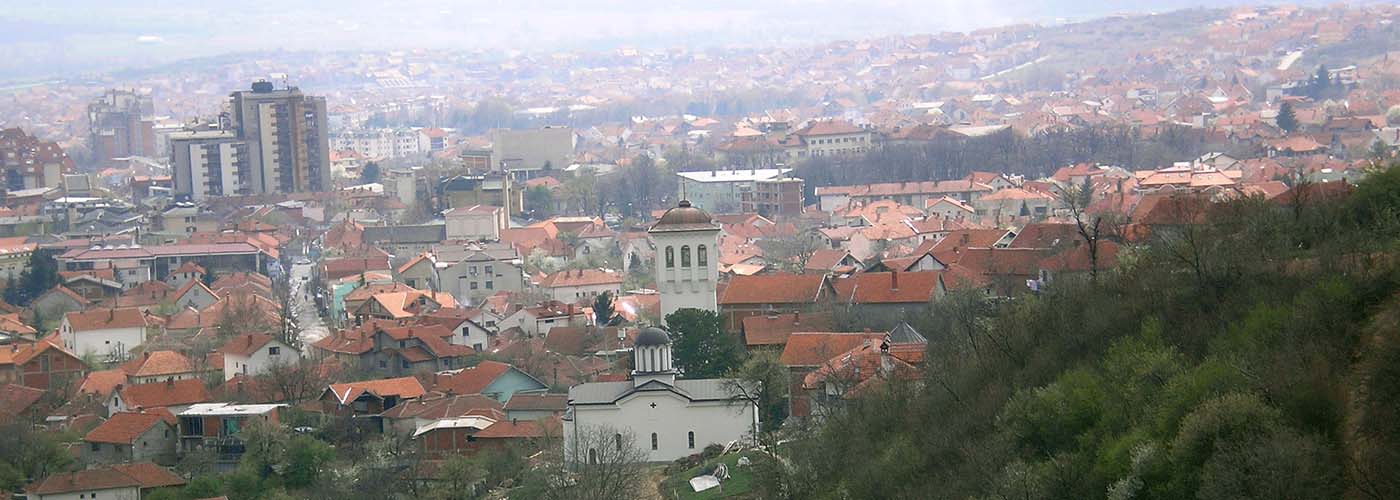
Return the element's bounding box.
[25,462,185,500]
[83,411,178,465]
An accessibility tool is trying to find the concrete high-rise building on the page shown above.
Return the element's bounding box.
[87,89,156,165]
[169,130,252,201]
[228,81,330,194]
[0,127,74,191]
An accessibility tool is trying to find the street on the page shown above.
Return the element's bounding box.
[289,262,328,346]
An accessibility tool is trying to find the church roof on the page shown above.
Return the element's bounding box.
[649,200,720,233]
[635,327,671,346]
[567,378,752,405]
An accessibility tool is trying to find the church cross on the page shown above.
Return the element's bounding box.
[650,402,657,408]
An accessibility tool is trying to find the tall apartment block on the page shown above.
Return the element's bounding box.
[0,128,74,191]
[169,130,252,201]
[170,81,329,200]
[87,89,156,165]
[228,81,329,194]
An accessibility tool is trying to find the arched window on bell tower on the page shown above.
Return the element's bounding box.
[665,246,675,268]
[680,245,691,267]
[697,245,708,267]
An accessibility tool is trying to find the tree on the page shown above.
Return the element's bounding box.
[255,358,335,403]
[361,161,382,184]
[526,186,556,218]
[1057,178,1122,282]
[516,425,646,500]
[283,435,334,488]
[757,223,823,273]
[664,308,744,378]
[593,290,617,326]
[1277,101,1299,134]
[1387,105,1400,127]
[425,454,488,500]
[726,351,790,433]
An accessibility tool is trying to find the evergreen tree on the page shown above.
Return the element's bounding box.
[1277,102,1299,134]
[664,308,743,378]
[361,161,381,184]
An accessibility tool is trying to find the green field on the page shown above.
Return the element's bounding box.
[659,452,768,500]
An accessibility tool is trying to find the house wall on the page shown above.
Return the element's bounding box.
[85,423,176,466]
[62,323,145,360]
[566,392,757,463]
[544,282,621,303]
[446,212,502,241]
[440,259,525,305]
[481,370,547,402]
[13,350,87,390]
[223,340,295,381]
[32,486,140,500]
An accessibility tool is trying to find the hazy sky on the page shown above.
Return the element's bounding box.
[0,0,1321,81]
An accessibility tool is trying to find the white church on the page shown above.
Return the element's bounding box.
[563,326,759,462]
[563,200,757,463]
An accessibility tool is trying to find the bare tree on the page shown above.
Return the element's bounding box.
[254,358,335,403]
[1056,179,1123,283]
[520,424,647,500]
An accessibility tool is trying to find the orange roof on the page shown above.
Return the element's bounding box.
[0,383,45,419]
[780,332,887,367]
[538,268,623,288]
[119,351,195,377]
[830,271,943,304]
[27,463,185,495]
[84,411,175,444]
[742,312,835,347]
[64,307,151,331]
[719,274,828,305]
[118,379,212,409]
[474,417,558,439]
[327,376,426,404]
[431,361,513,395]
[80,369,129,397]
[217,333,278,357]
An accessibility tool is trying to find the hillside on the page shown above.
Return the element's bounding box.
[758,165,1400,500]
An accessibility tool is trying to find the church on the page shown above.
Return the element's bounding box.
[563,326,759,462]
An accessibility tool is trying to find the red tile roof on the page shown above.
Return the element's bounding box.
[84,411,174,444]
[79,369,128,397]
[0,383,45,420]
[430,360,512,395]
[26,463,185,495]
[780,332,887,367]
[538,268,623,288]
[120,350,195,378]
[327,376,427,404]
[742,312,835,347]
[830,271,944,304]
[64,307,152,331]
[718,274,829,305]
[118,379,212,409]
[217,333,277,357]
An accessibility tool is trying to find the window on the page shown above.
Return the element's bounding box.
[40,354,49,372]
[90,442,100,452]
[268,346,280,356]
[379,360,387,368]
[401,359,410,369]
[588,448,598,464]
[651,433,658,450]
[470,281,479,290]
[398,341,406,348]
[615,433,623,451]
[688,431,695,449]
[665,246,675,268]
[681,246,691,267]
[697,245,708,267]
[469,265,478,274]
[485,280,493,289]
[485,265,494,275]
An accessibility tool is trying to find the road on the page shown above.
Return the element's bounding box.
[289,262,329,346]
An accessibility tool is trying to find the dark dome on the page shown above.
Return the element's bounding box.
[651,200,714,229]
[635,327,672,346]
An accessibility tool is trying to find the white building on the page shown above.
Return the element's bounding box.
[674,169,791,214]
[564,327,758,463]
[332,128,429,160]
[537,268,623,303]
[217,333,300,381]
[445,204,506,241]
[648,200,721,323]
[59,308,153,361]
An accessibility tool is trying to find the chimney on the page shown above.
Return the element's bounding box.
[890,271,899,290]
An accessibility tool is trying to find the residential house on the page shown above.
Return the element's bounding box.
[0,383,46,424]
[436,246,528,305]
[82,411,178,465]
[445,205,506,241]
[717,273,832,332]
[741,311,835,351]
[320,376,426,417]
[430,360,549,403]
[379,393,503,437]
[218,333,298,381]
[830,271,946,315]
[170,279,218,310]
[162,261,206,287]
[109,378,212,416]
[177,403,285,464]
[780,332,887,418]
[537,268,623,303]
[24,462,185,500]
[60,307,158,362]
[31,285,91,321]
[0,338,87,390]
[503,392,567,422]
[119,350,200,384]
[499,302,589,337]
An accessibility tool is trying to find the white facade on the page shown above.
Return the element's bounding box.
[649,228,720,323]
[60,322,145,360]
[31,486,140,500]
[445,206,505,241]
[451,320,493,352]
[223,338,298,381]
[564,335,757,463]
[543,281,622,303]
[332,128,429,160]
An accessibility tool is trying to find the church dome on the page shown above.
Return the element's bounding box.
[635,327,672,346]
[649,200,718,232]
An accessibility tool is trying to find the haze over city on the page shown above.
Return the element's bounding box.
[0,1,1398,500]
